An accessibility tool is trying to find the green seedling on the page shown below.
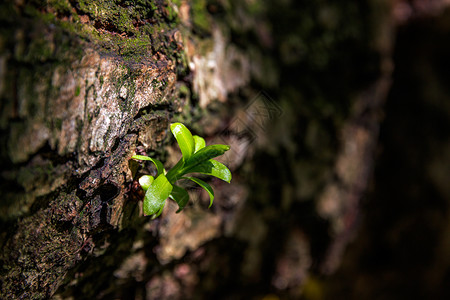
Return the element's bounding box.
[131,122,231,218]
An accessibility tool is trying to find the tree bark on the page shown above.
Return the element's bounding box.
[5,0,446,299]
[0,1,178,298]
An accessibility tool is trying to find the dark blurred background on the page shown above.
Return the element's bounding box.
[325,10,450,299]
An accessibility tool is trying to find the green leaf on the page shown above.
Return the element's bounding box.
[138,175,154,191]
[193,135,205,153]
[131,155,165,176]
[144,174,173,216]
[170,123,195,161]
[185,159,232,183]
[170,185,190,213]
[166,158,185,183]
[183,177,215,208]
[181,144,230,175]
[151,200,165,219]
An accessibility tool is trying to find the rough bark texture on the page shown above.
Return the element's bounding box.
[0,1,179,298]
[1,0,449,299]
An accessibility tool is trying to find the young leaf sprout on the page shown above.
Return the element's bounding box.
[131,123,231,218]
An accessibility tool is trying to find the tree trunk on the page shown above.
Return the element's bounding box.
[0,1,179,298]
[2,0,448,299]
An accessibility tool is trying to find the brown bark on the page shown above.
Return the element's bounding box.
[2,0,448,299]
[0,1,177,298]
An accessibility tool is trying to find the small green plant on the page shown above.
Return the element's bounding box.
[131,122,231,218]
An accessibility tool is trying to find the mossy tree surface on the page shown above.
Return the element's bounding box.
[3,0,445,299]
[0,0,392,298]
[0,0,183,298]
[0,0,390,298]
